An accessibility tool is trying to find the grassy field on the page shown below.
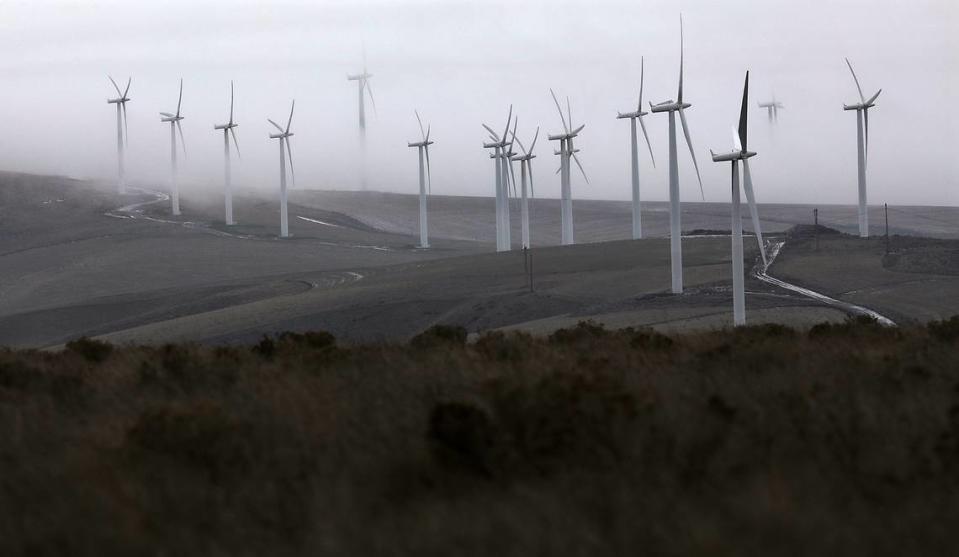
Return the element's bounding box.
[2,318,959,555]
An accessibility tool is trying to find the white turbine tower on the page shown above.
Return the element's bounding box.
[650,16,704,294]
[710,72,768,326]
[510,127,540,249]
[482,107,515,252]
[348,49,376,190]
[268,101,296,238]
[757,94,784,123]
[617,57,656,239]
[106,76,131,195]
[159,79,186,216]
[547,90,588,246]
[408,111,434,249]
[213,81,240,226]
[844,58,882,238]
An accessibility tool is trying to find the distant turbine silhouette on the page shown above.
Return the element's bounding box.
[106,76,131,195]
[348,47,376,190]
[548,90,589,246]
[269,101,296,238]
[483,106,516,252]
[617,56,656,239]
[408,111,434,249]
[159,79,187,216]
[843,58,882,238]
[213,81,240,225]
[510,126,540,249]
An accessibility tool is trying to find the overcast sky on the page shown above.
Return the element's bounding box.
[0,0,956,206]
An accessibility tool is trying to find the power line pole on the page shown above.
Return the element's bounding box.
[884,203,890,255]
[814,208,819,251]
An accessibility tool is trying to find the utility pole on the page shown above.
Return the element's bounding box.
[526,247,534,293]
[814,208,819,251]
[884,203,890,255]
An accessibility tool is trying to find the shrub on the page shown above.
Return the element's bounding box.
[473,330,533,362]
[278,331,337,351]
[252,335,276,359]
[427,401,495,477]
[548,320,608,345]
[65,337,113,363]
[410,325,468,350]
[928,316,959,342]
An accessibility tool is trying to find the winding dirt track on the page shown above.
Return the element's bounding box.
[754,240,896,326]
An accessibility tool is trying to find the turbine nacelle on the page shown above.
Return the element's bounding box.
[616,110,648,119]
[408,140,434,148]
[347,73,372,81]
[214,122,238,130]
[649,100,691,113]
[270,132,294,140]
[710,149,756,163]
[160,114,184,123]
[107,97,130,104]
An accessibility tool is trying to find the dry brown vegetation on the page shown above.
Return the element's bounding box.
[2,318,959,555]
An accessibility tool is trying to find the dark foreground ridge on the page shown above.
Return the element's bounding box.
[3,318,959,555]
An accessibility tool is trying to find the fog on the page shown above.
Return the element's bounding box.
[0,0,956,206]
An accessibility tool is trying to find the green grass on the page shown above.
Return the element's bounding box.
[2,318,959,555]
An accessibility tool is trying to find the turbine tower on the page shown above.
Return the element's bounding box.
[710,71,768,326]
[616,57,656,240]
[159,79,186,216]
[408,111,434,249]
[106,76,131,195]
[482,107,515,252]
[509,127,540,249]
[650,15,704,294]
[547,90,588,246]
[347,49,376,190]
[268,101,296,238]
[844,58,881,238]
[757,94,784,123]
[213,81,240,226]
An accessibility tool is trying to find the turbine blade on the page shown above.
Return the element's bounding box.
[365,81,377,116]
[566,97,572,132]
[571,152,589,184]
[571,124,586,136]
[285,100,295,134]
[514,133,528,156]
[230,127,241,158]
[637,115,655,167]
[229,80,234,125]
[678,14,685,103]
[108,76,122,97]
[425,124,430,143]
[285,137,295,187]
[529,126,540,153]
[122,102,129,148]
[507,158,518,197]
[845,58,865,103]
[176,120,186,156]
[160,112,175,118]
[425,145,431,195]
[738,71,749,151]
[732,125,742,151]
[123,77,131,98]
[268,119,284,133]
[528,160,535,198]
[550,89,569,133]
[501,104,513,147]
[638,56,645,112]
[741,159,767,266]
[866,89,882,105]
[482,123,500,142]
[176,78,183,117]
[415,110,426,141]
[678,108,704,200]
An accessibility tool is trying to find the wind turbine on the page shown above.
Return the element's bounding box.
[268,101,296,238]
[757,94,784,123]
[710,71,767,326]
[617,56,656,240]
[408,111,434,249]
[547,90,588,246]
[844,58,881,238]
[347,48,376,190]
[482,106,515,252]
[213,81,240,226]
[159,79,186,216]
[106,76,131,195]
[510,126,540,249]
[650,15,704,294]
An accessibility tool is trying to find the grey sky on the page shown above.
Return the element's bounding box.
[0,0,956,206]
